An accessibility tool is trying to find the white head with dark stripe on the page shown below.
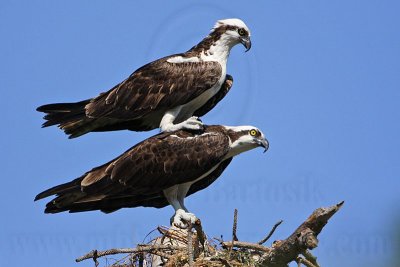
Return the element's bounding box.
[190,18,252,58]
[224,125,269,158]
[211,19,251,51]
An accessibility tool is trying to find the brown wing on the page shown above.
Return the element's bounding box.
[101,127,230,193]
[92,157,234,212]
[85,56,222,120]
[35,126,231,213]
[194,74,233,117]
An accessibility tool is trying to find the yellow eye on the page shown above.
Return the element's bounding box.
[250,129,257,136]
[238,28,246,36]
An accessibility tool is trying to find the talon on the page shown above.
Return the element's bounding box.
[171,210,197,229]
[160,116,204,132]
[180,117,204,131]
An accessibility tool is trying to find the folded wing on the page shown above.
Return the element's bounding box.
[35,126,230,213]
[86,57,222,120]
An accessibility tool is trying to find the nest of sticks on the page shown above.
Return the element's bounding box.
[76,201,343,267]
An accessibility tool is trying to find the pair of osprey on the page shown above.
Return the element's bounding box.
[35,19,269,228]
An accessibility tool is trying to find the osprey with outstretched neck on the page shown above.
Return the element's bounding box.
[37,19,251,138]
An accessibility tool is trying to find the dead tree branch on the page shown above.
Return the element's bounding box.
[260,201,344,266]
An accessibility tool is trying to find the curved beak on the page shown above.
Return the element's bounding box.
[240,36,252,52]
[255,137,269,153]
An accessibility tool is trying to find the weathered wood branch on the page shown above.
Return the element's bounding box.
[222,240,271,253]
[260,201,344,266]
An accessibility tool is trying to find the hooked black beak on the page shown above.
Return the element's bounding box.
[255,137,269,153]
[240,36,252,52]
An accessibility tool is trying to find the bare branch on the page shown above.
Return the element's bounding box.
[222,241,271,253]
[302,249,320,267]
[232,209,238,242]
[296,256,318,267]
[187,223,193,267]
[227,208,239,258]
[193,219,206,249]
[260,201,344,266]
[258,220,283,245]
[75,245,185,263]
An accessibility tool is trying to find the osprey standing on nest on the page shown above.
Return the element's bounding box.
[37,19,251,138]
[35,125,268,228]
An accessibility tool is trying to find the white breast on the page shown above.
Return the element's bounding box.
[176,61,226,121]
[166,47,229,122]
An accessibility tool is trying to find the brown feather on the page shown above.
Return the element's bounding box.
[35,125,232,213]
[85,58,222,120]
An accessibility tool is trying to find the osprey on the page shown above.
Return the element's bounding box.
[35,125,268,228]
[37,18,251,138]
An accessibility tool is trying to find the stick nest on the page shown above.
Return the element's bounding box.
[76,201,344,267]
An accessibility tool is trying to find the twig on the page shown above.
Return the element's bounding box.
[193,219,206,249]
[187,223,194,267]
[222,241,270,253]
[110,263,131,267]
[227,209,238,259]
[258,220,283,245]
[148,249,172,260]
[76,245,185,262]
[218,257,233,267]
[296,256,318,267]
[138,253,144,267]
[193,219,207,259]
[93,249,99,267]
[232,209,238,241]
[302,250,320,267]
[108,254,130,267]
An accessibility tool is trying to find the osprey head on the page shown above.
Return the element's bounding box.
[212,18,252,52]
[224,125,269,157]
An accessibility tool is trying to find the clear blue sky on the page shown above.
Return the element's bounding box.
[1,1,399,266]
